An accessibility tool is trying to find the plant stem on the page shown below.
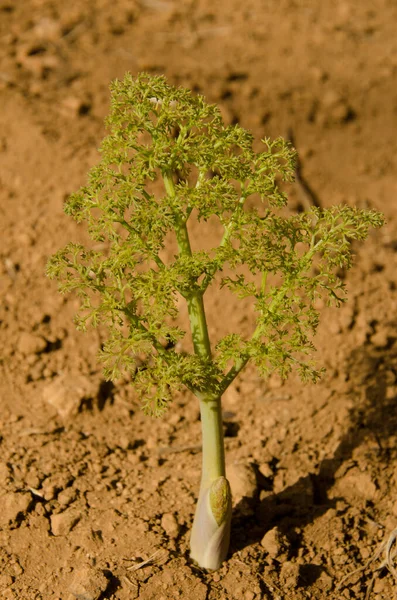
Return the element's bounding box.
[163,169,231,569]
[175,215,211,360]
[163,170,212,360]
[190,391,231,570]
[166,173,224,482]
[201,195,246,292]
[218,355,250,395]
[198,394,225,488]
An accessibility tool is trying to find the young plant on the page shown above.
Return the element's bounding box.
[47,73,384,570]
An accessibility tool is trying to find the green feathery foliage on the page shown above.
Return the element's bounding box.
[47,72,384,415]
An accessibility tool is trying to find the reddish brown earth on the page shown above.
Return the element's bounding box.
[1,1,397,599]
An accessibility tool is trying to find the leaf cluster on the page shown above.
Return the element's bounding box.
[47,73,384,414]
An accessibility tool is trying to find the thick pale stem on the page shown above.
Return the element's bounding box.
[190,474,232,570]
[199,395,225,488]
[190,395,232,570]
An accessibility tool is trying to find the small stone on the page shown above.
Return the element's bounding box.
[57,487,77,507]
[43,484,57,501]
[68,564,108,600]
[372,577,386,594]
[260,526,290,559]
[316,570,333,591]
[26,353,39,366]
[61,96,91,118]
[360,546,370,560]
[258,462,273,479]
[161,512,180,539]
[28,359,46,382]
[370,329,389,348]
[50,509,81,536]
[244,592,255,600]
[335,469,377,501]
[42,374,97,418]
[279,561,300,588]
[227,462,258,502]
[117,435,131,450]
[33,17,62,41]
[0,574,14,588]
[168,413,182,426]
[319,90,355,124]
[0,492,32,526]
[17,332,47,355]
[11,562,23,577]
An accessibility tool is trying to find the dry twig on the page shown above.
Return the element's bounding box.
[337,527,397,600]
[125,549,169,571]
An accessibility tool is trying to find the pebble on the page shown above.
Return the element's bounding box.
[0,574,14,588]
[319,90,355,124]
[372,577,386,594]
[226,462,258,502]
[0,492,32,526]
[50,509,81,536]
[57,487,77,507]
[260,526,290,559]
[258,462,273,479]
[279,561,300,588]
[42,374,97,418]
[11,562,22,578]
[60,96,92,118]
[43,484,57,501]
[167,413,182,426]
[32,17,62,42]
[161,512,180,538]
[336,469,377,501]
[17,332,47,355]
[68,564,109,600]
[316,570,333,591]
[370,329,389,348]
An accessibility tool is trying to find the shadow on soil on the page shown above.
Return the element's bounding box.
[230,340,397,587]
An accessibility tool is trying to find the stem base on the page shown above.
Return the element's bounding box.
[190,476,232,570]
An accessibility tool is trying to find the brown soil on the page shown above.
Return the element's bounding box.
[1,1,397,599]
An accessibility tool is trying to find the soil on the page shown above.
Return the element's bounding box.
[1,1,397,599]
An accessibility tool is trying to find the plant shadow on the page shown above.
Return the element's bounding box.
[230,339,397,586]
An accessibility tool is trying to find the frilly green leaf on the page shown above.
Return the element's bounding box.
[47,73,384,414]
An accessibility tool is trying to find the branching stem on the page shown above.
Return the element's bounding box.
[163,169,224,491]
[201,195,246,292]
